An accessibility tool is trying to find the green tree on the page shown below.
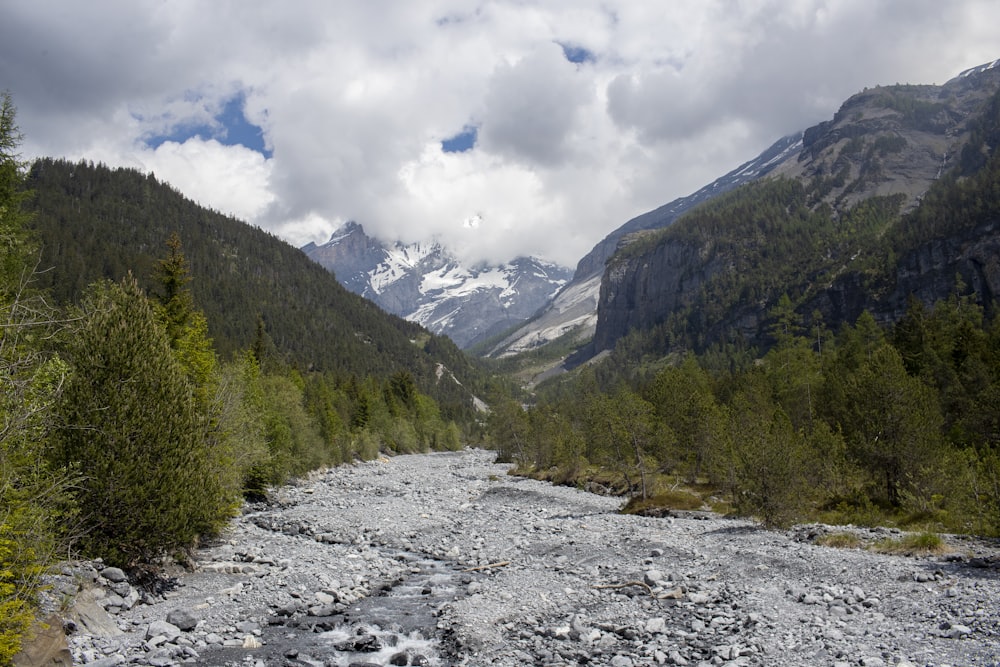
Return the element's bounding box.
[647,355,726,484]
[52,276,235,566]
[0,91,76,665]
[487,398,530,465]
[725,374,810,528]
[0,92,34,293]
[584,387,669,499]
[840,344,945,507]
[214,351,270,498]
[153,232,217,393]
[247,371,330,490]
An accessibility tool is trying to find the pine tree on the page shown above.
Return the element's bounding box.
[53,276,234,567]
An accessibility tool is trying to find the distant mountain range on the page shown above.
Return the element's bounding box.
[303,222,572,349]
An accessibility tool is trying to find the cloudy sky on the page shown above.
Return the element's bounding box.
[2,1,998,267]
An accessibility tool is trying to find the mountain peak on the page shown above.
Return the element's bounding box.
[304,225,571,348]
[955,58,1000,81]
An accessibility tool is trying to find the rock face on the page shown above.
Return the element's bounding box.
[804,220,1000,329]
[594,237,727,352]
[592,61,1000,354]
[488,133,802,359]
[44,450,1000,667]
[303,222,572,349]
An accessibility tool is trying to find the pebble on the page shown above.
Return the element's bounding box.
[38,450,1000,667]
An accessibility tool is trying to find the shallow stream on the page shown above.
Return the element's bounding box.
[197,550,468,666]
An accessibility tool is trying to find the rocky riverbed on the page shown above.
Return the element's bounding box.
[41,449,1000,666]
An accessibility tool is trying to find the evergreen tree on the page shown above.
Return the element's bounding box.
[584,387,668,499]
[52,276,235,566]
[840,344,945,507]
[725,373,810,527]
[0,92,34,293]
[647,354,727,484]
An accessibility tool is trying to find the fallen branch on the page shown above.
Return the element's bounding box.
[461,560,511,572]
[592,580,653,596]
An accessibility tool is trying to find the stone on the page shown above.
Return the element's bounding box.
[12,615,72,667]
[99,593,124,609]
[145,620,181,642]
[236,620,260,634]
[946,624,972,638]
[99,567,128,583]
[643,569,664,586]
[307,603,339,617]
[645,617,667,634]
[75,658,123,667]
[67,589,123,638]
[334,634,380,652]
[166,608,199,631]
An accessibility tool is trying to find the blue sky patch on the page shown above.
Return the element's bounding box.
[441,125,477,153]
[559,43,596,64]
[145,91,271,158]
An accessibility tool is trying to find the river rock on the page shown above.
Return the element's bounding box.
[165,608,199,631]
[145,620,181,642]
[99,567,127,584]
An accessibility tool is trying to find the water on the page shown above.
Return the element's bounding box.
[196,551,467,666]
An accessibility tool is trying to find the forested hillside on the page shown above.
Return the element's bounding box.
[593,78,1000,358]
[24,158,492,420]
[489,79,1000,539]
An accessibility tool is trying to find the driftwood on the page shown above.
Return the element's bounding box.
[592,580,653,596]
[461,560,511,572]
[593,580,686,600]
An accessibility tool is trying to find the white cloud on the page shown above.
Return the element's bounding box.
[3,0,999,267]
[143,139,274,223]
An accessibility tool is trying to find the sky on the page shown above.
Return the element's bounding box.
[2,1,998,268]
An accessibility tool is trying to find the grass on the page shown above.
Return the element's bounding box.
[871,531,950,556]
[622,489,705,515]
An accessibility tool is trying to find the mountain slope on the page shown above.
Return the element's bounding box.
[23,159,487,417]
[303,222,571,349]
[486,133,802,358]
[593,60,1000,356]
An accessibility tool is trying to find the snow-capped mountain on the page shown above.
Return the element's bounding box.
[302,222,572,349]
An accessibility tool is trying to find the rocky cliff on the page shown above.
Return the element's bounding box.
[486,134,802,359]
[592,60,1000,355]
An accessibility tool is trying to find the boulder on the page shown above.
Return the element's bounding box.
[165,608,199,631]
[12,615,72,667]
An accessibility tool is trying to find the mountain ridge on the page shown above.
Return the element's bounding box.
[304,222,572,349]
[490,58,1000,368]
[591,59,1000,357]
